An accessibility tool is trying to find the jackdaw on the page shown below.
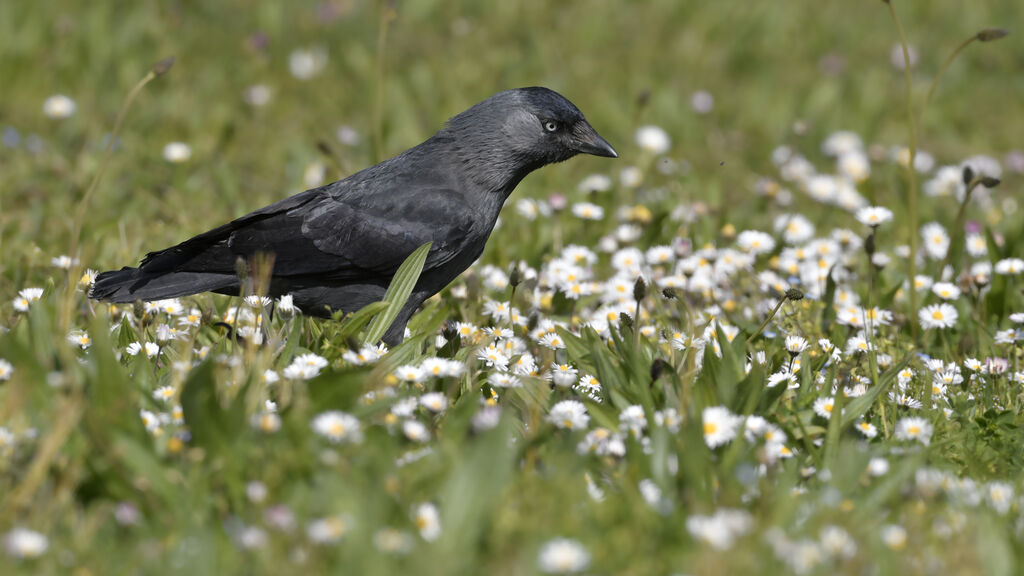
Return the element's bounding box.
[91,87,617,343]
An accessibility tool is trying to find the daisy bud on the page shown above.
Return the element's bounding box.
[650,358,668,382]
[662,288,678,300]
[508,263,521,288]
[785,288,804,301]
[527,311,540,332]
[962,165,974,186]
[633,276,647,302]
[618,313,634,332]
[976,28,1009,42]
[151,56,176,77]
[864,231,876,257]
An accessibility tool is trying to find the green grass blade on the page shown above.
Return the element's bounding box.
[363,241,432,344]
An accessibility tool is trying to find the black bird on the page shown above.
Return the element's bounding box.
[91,87,617,344]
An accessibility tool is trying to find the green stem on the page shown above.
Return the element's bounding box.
[923,35,976,113]
[745,294,788,346]
[887,1,920,345]
[63,57,173,333]
[939,177,982,274]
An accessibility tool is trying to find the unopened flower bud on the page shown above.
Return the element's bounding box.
[785,288,805,301]
[633,276,647,302]
[650,358,668,382]
[976,28,1009,42]
[508,263,521,288]
[962,166,975,186]
[151,56,176,77]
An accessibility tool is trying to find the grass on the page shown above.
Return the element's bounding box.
[1,1,1023,574]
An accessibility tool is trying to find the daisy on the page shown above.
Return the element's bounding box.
[775,214,816,244]
[736,230,776,255]
[538,538,590,574]
[965,233,988,257]
[311,411,363,444]
[0,359,13,381]
[276,294,296,313]
[152,386,176,403]
[163,142,192,163]
[419,393,448,414]
[476,345,510,371]
[618,405,647,437]
[307,515,349,544]
[767,370,798,389]
[539,332,566,350]
[822,131,863,157]
[921,222,949,260]
[12,287,44,312]
[413,503,442,542]
[784,335,809,355]
[3,527,48,559]
[402,420,430,443]
[289,47,327,80]
[931,282,960,300]
[573,374,602,402]
[635,125,671,155]
[66,330,91,350]
[549,364,579,388]
[880,525,907,551]
[42,94,76,119]
[895,416,933,445]
[487,372,522,388]
[919,303,958,330]
[571,202,604,221]
[994,258,1024,275]
[394,365,425,383]
[482,300,512,320]
[702,406,741,448]
[855,421,878,439]
[577,174,612,193]
[78,269,98,288]
[890,393,923,409]
[654,408,683,433]
[548,400,590,431]
[855,206,893,227]
[812,397,836,420]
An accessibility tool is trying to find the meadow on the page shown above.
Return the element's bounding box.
[1,1,1023,574]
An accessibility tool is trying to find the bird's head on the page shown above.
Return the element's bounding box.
[445,87,617,183]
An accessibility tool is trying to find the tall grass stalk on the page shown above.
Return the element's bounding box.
[885,1,920,345]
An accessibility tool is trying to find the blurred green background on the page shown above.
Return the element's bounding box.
[1,1,1022,574]
[1,0,1020,274]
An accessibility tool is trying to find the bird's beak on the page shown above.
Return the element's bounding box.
[573,121,618,158]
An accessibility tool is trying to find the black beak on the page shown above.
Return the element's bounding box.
[573,121,618,158]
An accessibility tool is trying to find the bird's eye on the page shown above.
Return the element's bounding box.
[544,121,559,132]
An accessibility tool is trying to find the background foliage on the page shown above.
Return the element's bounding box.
[1,1,1022,574]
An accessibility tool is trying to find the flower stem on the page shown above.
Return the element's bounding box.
[887,1,920,345]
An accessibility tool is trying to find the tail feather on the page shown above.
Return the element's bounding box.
[90,267,237,303]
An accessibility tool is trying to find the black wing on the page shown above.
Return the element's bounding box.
[138,175,479,281]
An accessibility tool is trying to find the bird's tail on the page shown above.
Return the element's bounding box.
[90,267,237,303]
